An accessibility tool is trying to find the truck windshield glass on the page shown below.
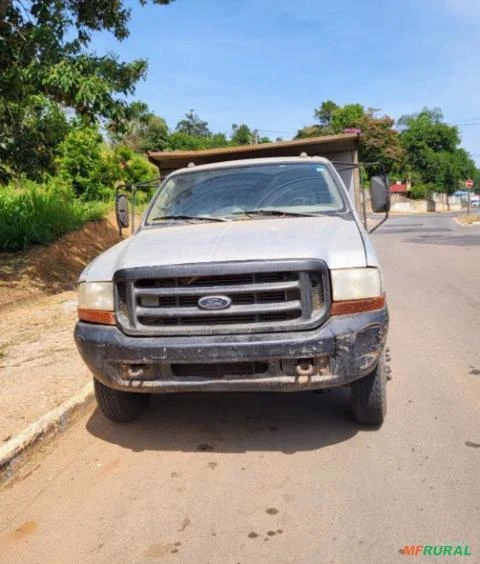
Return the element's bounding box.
[146,163,347,224]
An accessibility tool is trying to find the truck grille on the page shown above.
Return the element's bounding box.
[115,260,329,336]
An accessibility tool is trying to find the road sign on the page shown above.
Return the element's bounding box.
[465,179,474,189]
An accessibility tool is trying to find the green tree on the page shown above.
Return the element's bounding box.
[398,108,458,154]
[330,104,365,132]
[313,100,338,127]
[209,133,230,148]
[398,108,478,193]
[258,135,272,144]
[230,124,271,145]
[0,95,71,183]
[0,0,174,182]
[102,145,158,186]
[56,124,158,200]
[295,125,322,139]
[296,102,404,173]
[107,102,169,153]
[167,131,229,151]
[175,110,211,137]
[231,124,254,145]
[358,113,404,174]
[55,124,106,200]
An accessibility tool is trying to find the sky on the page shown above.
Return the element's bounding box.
[92,0,480,161]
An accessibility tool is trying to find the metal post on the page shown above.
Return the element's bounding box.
[359,165,367,229]
[131,185,136,234]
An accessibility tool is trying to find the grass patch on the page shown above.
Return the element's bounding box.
[457,214,480,225]
[0,183,106,252]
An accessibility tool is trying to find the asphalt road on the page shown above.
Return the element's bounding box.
[1,214,479,564]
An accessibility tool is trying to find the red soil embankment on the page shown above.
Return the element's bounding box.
[0,213,121,309]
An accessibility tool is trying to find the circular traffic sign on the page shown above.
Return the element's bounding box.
[465,179,474,189]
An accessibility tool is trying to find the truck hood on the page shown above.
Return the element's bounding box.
[81,216,369,282]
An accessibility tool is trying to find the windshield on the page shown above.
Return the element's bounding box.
[145,162,347,224]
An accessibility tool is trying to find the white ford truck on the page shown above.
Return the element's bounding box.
[75,156,390,425]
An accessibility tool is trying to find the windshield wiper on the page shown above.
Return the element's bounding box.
[150,214,228,223]
[231,209,319,218]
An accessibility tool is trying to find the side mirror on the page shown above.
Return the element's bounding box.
[370,176,390,213]
[115,193,130,230]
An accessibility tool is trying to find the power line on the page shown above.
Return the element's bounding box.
[242,119,480,139]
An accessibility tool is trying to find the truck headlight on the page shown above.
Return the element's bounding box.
[330,268,385,314]
[77,282,116,325]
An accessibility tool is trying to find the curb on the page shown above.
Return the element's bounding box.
[0,381,94,482]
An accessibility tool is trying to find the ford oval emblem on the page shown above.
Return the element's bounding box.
[198,295,232,311]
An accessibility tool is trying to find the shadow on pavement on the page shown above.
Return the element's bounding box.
[85,389,371,454]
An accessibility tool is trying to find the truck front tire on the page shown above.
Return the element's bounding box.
[94,379,150,422]
[350,354,387,426]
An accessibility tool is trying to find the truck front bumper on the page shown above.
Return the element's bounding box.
[74,308,388,393]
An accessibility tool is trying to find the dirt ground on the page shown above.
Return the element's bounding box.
[0,215,122,441]
[0,214,120,310]
[0,292,88,441]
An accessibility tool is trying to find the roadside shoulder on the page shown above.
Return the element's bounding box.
[0,382,93,485]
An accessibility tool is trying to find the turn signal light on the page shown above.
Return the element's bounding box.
[77,308,116,325]
[331,296,385,315]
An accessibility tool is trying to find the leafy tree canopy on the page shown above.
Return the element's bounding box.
[398,108,459,154]
[56,122,157,200]
[399,108,477,193]
[102,144,158,188]
[231,123,254,145]
[0,0,174,118]
[330,103,365,133]
[296,102,404,174]
[0,0,174,182]
[0,95,71,183]
[167,131,229,151]
[55,123,106,200]
[107,102,169,153]
[175,110,211,137]
[229,124,271,145]
[313,100,338,127]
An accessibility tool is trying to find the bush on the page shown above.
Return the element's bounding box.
[408,183,437,200]
[55,125,109,201]
[56,124,158,202]
[101,145,158,187]
[0,182,106,252]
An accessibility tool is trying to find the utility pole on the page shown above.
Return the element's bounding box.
[465,179,474,215]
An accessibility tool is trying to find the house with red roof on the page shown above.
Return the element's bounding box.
[389,181,408,194]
